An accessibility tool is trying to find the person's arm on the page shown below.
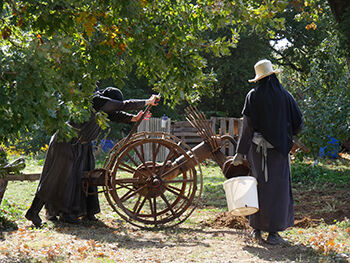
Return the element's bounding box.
[232,115,254,165]
[108,109,145,123]
[293,119,303,136]
[107,111,135,123]
[236,115,254,154]
[287,91,303,136]
[96,97,146,113]
[95,94,159,113]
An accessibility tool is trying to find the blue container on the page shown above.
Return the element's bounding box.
[319,137,340,158]
[100,139,114,153]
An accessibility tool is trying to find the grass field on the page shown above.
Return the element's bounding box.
[0,153,349,262]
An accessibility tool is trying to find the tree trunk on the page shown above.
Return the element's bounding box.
[327,0,349,23]
[0,178,8,205]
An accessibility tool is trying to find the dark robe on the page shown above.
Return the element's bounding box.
[36,94,145,218]
[236,74,303,232]
[241,74,303,156]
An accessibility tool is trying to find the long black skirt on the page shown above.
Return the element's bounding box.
[247,143,294,232]
[36,134,100,218]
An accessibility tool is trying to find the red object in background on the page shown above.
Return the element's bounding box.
[144,111,152,120]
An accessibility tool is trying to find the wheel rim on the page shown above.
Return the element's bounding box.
[103,132,203,228]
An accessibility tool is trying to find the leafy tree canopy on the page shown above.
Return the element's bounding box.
[0,0,289,142]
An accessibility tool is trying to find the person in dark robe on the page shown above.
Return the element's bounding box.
[25,87,159,227]
[232,59,303,245]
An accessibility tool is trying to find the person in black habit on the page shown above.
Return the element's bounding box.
[232,59,303,245]
[25,87,159,227]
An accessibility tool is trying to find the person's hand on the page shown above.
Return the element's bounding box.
[232,153,244,166]
[131,110,144,122]
[146,94,160,106]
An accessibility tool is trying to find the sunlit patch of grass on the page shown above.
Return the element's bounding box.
[3,181,38,209]
[199,162,227,207]
[1,181,38,230]
[291,157,350,186]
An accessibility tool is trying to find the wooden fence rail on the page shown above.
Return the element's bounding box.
[210,117,242,156]
[137,117,172,162]
[140,117,243,157]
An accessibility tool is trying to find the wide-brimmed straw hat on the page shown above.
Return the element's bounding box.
[248,59,282,83]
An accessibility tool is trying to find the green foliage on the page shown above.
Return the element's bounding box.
[0,199,20,230]
[291,158,350,186]
[2,130,50,155]
[199,29,272,117]
[263,1,350,158]
[0,0,289,143]
[327,0,350,58]
[269,1,332,75]
[338,6,350,57]
[282,32,350,157]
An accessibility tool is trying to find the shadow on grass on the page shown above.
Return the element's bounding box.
[0,216,18,232]
[47,219,324,262]
[242,242,322,263]
[47,217,246,247]
[0,255,37,263]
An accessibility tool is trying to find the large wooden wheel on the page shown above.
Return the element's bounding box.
[102,132,203,228]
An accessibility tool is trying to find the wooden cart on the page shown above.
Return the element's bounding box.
[1,106,237,228]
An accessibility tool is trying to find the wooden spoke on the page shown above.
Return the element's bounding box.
[134,144,154,176]
[167,184,184,193]
[132,194,142,213]
[119,161,149,179]
[119,189,134,202]
[162,178,194,184]
[115,184,135,192]
[153,197,157,224]
[160,193,176,216]
[115,185,134,191]
[160,158,190,179]
[134,145,145,164]
[148,198,156,221]
[104,132,202,228]
[135,196,147,215]
[120,185,147,202]
[140,144,145,161]
[114,178,140,191]
[158,149,178,176]
[117,164,137,175]
[125,152,141,169]
[164,185,190,202]
[114,178,139,184]
[151,142,157,171]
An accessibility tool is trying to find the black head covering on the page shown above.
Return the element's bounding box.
[92,87,124,112]
[101,87,124,101]
[242,74,303,156]
[72,88,125,143]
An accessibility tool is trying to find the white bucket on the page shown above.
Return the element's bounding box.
[223,176,259,216]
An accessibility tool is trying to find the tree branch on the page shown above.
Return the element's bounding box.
[269,45,304,73]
